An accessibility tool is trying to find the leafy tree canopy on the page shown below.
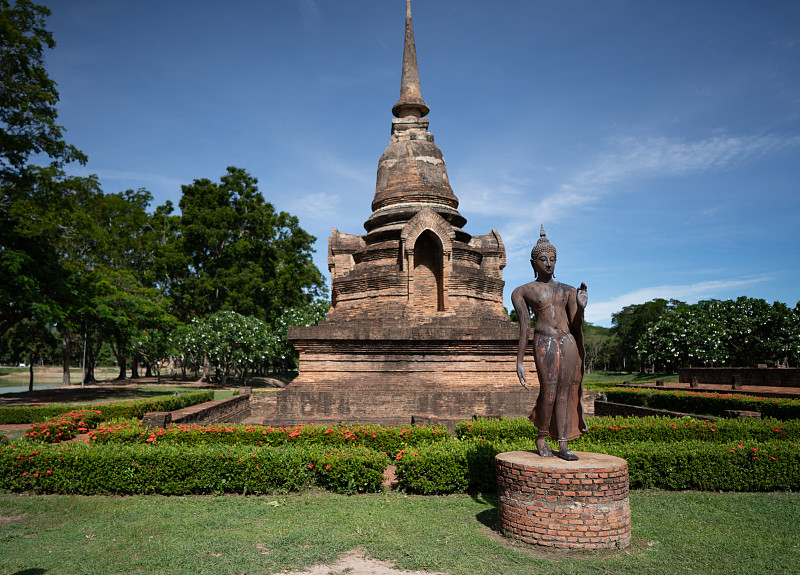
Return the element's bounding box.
[611,298,685,371]
[637,297,800,371]
[165,167,325,323]
[1,0,89,337]
[0,0,86,182]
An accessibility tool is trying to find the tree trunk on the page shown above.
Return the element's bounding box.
[84,347,96,383]
[131,354,141,379]
[144,362,152,378]
[200,354,212,382]
[110,341,127,380]
[61,328,71,386]
[167,355,176,379]
[28,358,34,392]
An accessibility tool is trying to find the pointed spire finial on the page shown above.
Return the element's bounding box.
[392,0,430,118]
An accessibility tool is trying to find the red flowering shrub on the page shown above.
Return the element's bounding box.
[457,415,800,444]
[312,446,387,494]
[25,410,102,444]
[0,442,386,495]
[89,421,449,458]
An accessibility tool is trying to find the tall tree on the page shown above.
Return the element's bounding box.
[1,317,57,390]
[0,0,86,181]
[1,0,88,340]
[582,323,611,373]
[611,298,685,372]
[1,166,102,386]
[167,167,324,323]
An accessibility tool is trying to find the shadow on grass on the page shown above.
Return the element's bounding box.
[471,493,500,532]
[12,569,46,575]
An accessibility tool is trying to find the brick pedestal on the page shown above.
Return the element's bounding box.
[495,451,631,550]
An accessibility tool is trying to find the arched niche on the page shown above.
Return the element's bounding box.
[413,230,445,313]
[401,209,453,315]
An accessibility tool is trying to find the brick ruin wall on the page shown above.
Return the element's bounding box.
[679,367,800,387]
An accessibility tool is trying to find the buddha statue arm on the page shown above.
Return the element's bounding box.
[511,285,532,389]
[568,283,588,366]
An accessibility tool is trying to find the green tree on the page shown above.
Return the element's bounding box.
[637,302,728,371]
[180,311,276,385]
[637,297,800,370]
[91,269,174,380]
[582,323,611,373]
[611,298,685,372]
[166,167,324,323]
[0,0,86,182]
[1,0,88,373]
[1,166,102,385]
[2,317,57,390]
[272,299,330,371]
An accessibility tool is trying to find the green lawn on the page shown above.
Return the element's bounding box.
[0,490,797,575]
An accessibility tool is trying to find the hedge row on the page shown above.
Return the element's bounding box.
[89,420,450,458]
[456,415,800,444]
[604,388,800,419]
[0,391,214,424]
[25,410,103,443]
[0,442,388,495]
[395,438,800,494]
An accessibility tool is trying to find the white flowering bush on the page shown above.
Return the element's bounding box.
[637,297,800,370]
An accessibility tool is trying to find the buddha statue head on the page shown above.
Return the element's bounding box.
[530,225,556,280]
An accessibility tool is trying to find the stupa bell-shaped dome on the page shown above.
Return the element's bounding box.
[364,0,465,240]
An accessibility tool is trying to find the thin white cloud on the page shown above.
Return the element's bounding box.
[576,133,800,188]
[289,192,341,222]
[585,276,771,326]
[458,131,800,253]
[313,151,373,187]
[457,177,598,252]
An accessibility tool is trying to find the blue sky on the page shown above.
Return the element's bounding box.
[43,0,800,326]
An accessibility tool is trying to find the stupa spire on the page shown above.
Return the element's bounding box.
[392,0,430,118]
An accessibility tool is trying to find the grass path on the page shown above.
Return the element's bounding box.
[1,490,798,575]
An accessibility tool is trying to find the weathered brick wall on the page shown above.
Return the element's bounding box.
[282,318,596,428]
[272,384,536,429]
[143,389,252,428]
[496,451,631,550]
[679,367,800,387]
[171,390,251,425]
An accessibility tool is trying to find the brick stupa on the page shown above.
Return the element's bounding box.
[275,0,536,428]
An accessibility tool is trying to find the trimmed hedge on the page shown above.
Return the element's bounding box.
[395,438,800,494]
[0,391,215,424]
[25,410,103,443]
[0,442,388,495]
[604,388,800,419]
[458,415,800,444]
[89,421,450,458]
[6,413,799,496]
[455,417,537,442]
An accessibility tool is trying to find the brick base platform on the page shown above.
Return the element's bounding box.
[495,451,631,550]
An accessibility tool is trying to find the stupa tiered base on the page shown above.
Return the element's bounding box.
[495,451,631,550]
